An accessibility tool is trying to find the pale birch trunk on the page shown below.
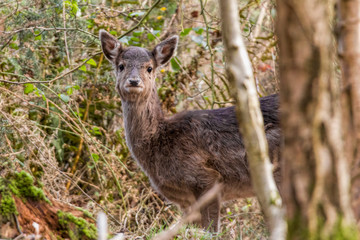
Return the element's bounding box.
[218,0,286,239]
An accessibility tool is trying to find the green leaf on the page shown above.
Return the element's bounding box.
[34,30,42,41]
[87,19,94,29]
[90,126,102,136]
[85,58,96,67]
[130,37,140,42]
[59,94,70,103]
[24,83,35,94]
[109,30,117,35]
[9,43,18,50]
[193,27,204,35]
[71,1,80,16]
[180,28,192,37]
[66,87,73,95]
[91,153,99,163]
[63,0,71,7]
[79,65,87,72]
[35,35,42,41]
[170,57,181,72]
[147,33,156,41]
[133,31,143,37]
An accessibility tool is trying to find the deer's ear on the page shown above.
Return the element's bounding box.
[99,30,122,62]
[152,36,178,66]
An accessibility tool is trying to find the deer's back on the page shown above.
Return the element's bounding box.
[145,94,280,204]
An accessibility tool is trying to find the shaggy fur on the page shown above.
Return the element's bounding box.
[100,30,281,231]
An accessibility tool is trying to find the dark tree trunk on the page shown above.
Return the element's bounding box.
[277,0,357,238]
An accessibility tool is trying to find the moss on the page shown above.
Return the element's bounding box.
[0,170,51,221]
[9,170,50,203]
[57,210,97,240]
[0,191,18,219]
[75,207,94,220]
[0,178,18,219]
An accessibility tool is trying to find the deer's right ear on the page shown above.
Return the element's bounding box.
[99,30,122,62]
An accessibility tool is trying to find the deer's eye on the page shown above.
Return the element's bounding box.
[147,67,152,73]
[119,64,124,71]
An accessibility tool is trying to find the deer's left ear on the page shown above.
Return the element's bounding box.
[152,36,179,66]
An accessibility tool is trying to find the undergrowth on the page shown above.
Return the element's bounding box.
[0,0,278,238]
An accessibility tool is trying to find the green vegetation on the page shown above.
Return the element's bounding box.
[0,187,17,219]
[58,210,97,240]
[75,207,95,220]
[0,170,49,220]
[8,170,50,203]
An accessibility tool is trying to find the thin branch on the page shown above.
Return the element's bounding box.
[63,2,72,83]
[117,0,161,40]
[0,52,101,84]
[0,27,98,38]
[200,0,216,109]
[250,0,269,41]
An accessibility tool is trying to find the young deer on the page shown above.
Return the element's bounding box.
[99,30,281,232]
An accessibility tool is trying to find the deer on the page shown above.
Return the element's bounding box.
[99,29,281,232]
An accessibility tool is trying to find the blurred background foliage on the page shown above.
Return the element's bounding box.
[0,0,278,238]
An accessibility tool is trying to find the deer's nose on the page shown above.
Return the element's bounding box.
[129,79,140,87]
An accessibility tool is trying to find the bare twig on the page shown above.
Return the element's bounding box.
[0,52,101,84]
[251,0,269,41]
[63,2,72,83]
[200,0,216,109]
[0,27,98,38]
[159,10,179,40]
[117,0,162,40]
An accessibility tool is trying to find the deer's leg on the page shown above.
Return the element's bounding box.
[192,166,222,232]
[200,194,221,232]
[183,206,202,227]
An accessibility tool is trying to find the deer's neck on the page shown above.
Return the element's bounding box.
[121,89,163,154]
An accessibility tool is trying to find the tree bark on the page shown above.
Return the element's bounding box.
[277,0,357,238]
[337,0,360,226]
[218,0,286,239]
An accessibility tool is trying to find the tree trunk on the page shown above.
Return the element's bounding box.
[218,0,286,239]
[337,0,360,226]
[277,0,357,238]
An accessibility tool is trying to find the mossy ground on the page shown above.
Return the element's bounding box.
[8,170,50,203]
[0,170,50,221]
[0,176,18,221]
[57,210,97,240]
[0,171,97,239]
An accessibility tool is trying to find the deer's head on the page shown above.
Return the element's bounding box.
[99,30,178,102]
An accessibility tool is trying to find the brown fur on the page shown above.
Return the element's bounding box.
[99,30,281,232]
